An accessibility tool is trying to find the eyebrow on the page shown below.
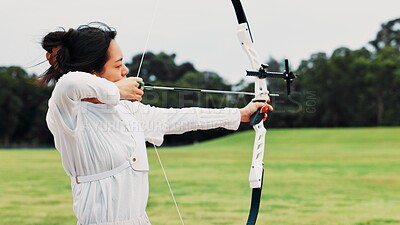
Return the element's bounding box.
[114,58,123,63]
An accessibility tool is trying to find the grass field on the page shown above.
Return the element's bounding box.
[0,127,399,225]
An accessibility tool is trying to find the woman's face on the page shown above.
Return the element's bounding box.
[95,40,129,82]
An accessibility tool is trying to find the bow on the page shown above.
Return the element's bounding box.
[230,1,295,224]
[136,1,296,224]
[230,1,268,224]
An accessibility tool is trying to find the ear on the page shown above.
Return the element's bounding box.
[92,71,102,77]
[47,46,61,67]
[46,52,51,61]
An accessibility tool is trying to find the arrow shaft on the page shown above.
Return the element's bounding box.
[144,85,279,97]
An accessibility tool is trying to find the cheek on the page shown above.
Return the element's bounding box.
[102,69,124,82]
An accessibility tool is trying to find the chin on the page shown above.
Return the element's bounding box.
[108,77,121,83]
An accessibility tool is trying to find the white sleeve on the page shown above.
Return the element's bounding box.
[47,72,120,133]
[128,102,241,146]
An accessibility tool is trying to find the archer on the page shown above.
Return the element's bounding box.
[41,22,272,225]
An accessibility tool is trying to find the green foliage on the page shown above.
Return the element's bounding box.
[126,52,196,82]
[0,67,52,146]
[0,67,23,144]
[1,127,400,225]
[370,18,400,52]
[296,41,400,127]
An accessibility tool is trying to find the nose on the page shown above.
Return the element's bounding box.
[122,64,129,77]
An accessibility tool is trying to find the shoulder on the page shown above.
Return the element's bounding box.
[54,71,91,90]
[56,71,92,83]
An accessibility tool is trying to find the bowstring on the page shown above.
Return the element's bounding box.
[136,0,160,78]
[136,1,185,224]
[152,140,185,225]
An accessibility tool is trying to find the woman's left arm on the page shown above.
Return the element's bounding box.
[130,102,272,146]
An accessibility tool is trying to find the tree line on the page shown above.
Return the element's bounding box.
[0,18,399,146]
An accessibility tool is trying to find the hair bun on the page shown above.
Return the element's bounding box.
[40,22,117,84]
[61,28,78,47]
[42,30,65,53]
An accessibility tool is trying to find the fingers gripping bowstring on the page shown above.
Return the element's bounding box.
[136,1,185,224]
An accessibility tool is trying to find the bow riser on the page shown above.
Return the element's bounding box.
[236,23,269,189]
[250,124,266,188]
[236,24,269,100]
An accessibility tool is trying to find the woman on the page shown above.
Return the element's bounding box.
[42,22,272,225]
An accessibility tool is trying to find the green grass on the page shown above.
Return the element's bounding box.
[1,127,400,225]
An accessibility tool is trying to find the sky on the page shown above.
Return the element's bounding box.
[0,0,399,84]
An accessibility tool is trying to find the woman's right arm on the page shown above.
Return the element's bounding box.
[48,72,120,132]
[48,72,144,132]
[52,72,120,105]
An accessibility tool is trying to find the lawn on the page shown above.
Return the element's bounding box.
[0,127,399,225]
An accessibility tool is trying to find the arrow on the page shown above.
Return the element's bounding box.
[142,85,279,97]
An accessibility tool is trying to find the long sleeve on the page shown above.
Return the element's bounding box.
[47,72,120,133]
[123,102,241,146]
[45,74,154,225]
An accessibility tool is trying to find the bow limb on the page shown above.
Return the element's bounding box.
[231,1,269,224]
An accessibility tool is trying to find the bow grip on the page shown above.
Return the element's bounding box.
[249,99,267,125]
[250,108,264,125]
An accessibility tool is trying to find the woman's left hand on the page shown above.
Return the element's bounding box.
[239,101,273,123]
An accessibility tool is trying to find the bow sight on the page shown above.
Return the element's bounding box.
[247,59,297,126]
[246,59,297,95]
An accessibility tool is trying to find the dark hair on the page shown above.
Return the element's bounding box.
[39,22,117,84]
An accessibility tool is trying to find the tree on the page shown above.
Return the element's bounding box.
[0,66,53,146]
[0,67,24,145]
[126,52,196,82]
[367,46,400,125]
[370,18,400,52]
[368,17,400,125]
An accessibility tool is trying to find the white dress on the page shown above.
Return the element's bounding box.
[46,72,241,225]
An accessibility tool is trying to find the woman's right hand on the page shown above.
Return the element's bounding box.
[115,77,144,102]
